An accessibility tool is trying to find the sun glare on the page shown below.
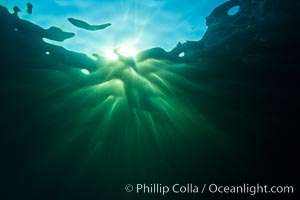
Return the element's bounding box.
[105,42,138,60]
[105,50,119,61]
[117,43,138,57]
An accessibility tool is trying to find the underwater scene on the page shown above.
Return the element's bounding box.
[0,0,299,199]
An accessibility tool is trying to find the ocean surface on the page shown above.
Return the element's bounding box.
[0,1,299,199]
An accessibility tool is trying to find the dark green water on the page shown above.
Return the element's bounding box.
[0,1,299,199]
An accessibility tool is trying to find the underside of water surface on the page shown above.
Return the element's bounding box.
[0,0,299,199]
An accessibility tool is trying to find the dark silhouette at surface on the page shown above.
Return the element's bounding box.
[1,6,75,42]
[68,18,111,31]
[26,3,33,14]
[13,6,21,15]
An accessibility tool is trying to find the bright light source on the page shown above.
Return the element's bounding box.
[81,69,90,75]
[104,42,138,60]
[45,51,50,55]
[105,50,119,61]
[117,43,138,57]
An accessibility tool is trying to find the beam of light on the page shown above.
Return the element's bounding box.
[92,79,125,97]
[30,57,228,171]
[147,72,174,94]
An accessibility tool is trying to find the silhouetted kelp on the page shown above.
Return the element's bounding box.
[68,18,111,31]
[26,3,33,14]
[2,0,297,70]
[0,5,99,73]
[0,5,74,42]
